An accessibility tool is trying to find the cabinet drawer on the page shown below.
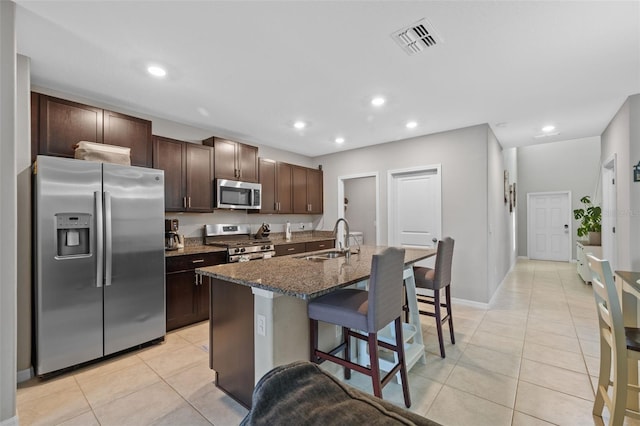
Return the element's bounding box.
[275,243,306,256]
[305,239,335,252]
[166,251,227,273]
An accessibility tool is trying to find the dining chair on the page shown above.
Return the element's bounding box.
[308,247,411,407]
[412,237,455,358]
[587,254,640,426]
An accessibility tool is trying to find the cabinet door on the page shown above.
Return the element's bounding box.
[213,138,237,180]
[276,162,294,214]
[237,143,259,182]
[292,165,308,213]
[259,159,277,214]
[103,110,152,167]
[152,136,186,211]
[307,168,323,214]
[185,144,214,212]
[166,271,199,331]
[39,95,103,158]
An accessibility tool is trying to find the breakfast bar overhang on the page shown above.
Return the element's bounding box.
[196,245,436,408]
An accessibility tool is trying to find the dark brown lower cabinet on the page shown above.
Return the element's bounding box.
[165,252,226,331]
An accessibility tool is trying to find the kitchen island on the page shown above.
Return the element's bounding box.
[196,245,435,408]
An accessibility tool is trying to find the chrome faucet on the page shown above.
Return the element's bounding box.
[332,218,360,258]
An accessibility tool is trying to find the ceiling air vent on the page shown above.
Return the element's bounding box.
[391,18,443,55]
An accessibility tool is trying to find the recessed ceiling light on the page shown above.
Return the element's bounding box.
[147,65,167,78]
[371,96,386,107]
[335,137,345,144]
[406,121,418,129]
[293,121,306,129]
[542,125,556,133]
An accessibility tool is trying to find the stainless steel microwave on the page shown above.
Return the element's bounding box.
[216,179,262,210]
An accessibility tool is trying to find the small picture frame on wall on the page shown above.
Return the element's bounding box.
[509,184,514,213]
[511,183,516,209]
[504,170,509,204]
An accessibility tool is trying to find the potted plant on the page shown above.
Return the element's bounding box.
[573,195,602,245]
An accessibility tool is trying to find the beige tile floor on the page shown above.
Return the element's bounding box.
[15,259,631,425]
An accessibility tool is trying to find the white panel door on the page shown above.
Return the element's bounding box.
[389,166,441,267]
[527,192,571,261]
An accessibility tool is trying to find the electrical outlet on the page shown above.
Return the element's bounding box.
[257,314,266,336]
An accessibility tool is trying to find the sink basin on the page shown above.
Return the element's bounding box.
[295,250,346,261]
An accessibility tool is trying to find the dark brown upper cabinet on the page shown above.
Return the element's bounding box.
[34,93,152,167]
[258,159,293,214]
[152,136,214,212]
[203,137,259,183]
[38,95,103,159]
[103,110,152,167]
[292,165,323,214]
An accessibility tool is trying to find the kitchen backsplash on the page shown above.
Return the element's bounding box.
[166,210,324,239]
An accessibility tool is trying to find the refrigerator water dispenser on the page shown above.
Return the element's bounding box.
[56,213,91,257]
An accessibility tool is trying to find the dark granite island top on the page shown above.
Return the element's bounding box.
[197,245,436,408]
[195,245,435,300]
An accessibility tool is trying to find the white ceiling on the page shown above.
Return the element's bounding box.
[14,1,640,157]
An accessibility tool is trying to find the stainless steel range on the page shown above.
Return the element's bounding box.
[204,224,275,263]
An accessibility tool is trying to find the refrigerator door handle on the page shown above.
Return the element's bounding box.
[104,191,113,287]
[95,191,104,288]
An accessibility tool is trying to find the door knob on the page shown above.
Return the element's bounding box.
[432,238,438,243]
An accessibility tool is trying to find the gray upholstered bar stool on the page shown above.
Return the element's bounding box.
[308,247,411,408]
[413,237,455,358]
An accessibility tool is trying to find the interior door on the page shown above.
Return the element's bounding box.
[388,166,441,267]
[527,192,571,261]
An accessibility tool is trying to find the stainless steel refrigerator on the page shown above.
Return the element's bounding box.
[33,155,166,375]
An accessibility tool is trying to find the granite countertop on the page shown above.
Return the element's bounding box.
[165,232,335,258]
[195,245,436,300]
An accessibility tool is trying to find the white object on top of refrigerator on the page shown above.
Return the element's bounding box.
[33,155,166,375]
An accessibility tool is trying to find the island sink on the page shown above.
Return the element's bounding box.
[295,249,348,261]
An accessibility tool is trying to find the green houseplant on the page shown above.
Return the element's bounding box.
[573,196,602,245]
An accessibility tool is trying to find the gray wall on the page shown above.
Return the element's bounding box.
[487,128,516,298]
[1,1,17,423]
[601,94,640,270]
[516,136,601,258]
[315,124,513,303]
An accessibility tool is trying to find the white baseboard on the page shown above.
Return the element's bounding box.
[17,367,32,383]
[451,297,488,310]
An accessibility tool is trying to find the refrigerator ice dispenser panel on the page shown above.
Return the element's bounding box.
[56,213,91,257]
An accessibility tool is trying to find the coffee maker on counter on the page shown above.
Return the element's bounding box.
[165,219,180,251]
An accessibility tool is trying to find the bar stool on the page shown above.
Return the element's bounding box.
[587,254,640,425]
[308,247,411,407]
[412,237,455,358]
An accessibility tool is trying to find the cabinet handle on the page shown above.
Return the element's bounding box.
[192,259,205,263]
[183,197,187,208]
[287,247,295,251]
[188,197,191,208]
[194,274,199,286]
[318,244,325,248]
